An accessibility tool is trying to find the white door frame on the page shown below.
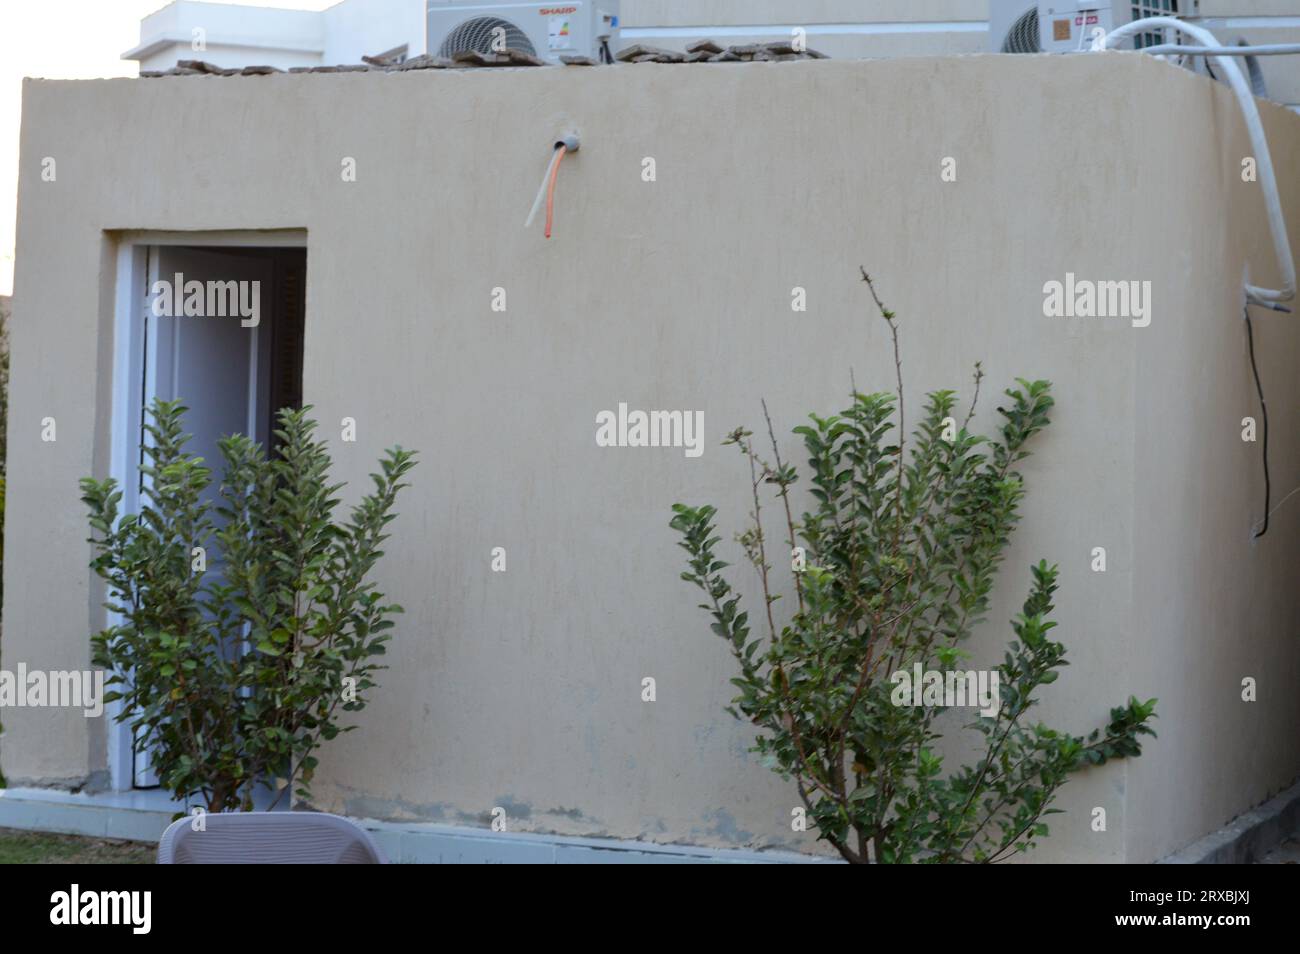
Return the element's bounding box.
[106,230,306,792]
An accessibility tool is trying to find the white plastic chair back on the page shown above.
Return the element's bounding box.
[158,811,386,864]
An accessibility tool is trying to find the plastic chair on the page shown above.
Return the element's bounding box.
[158,810,386,864]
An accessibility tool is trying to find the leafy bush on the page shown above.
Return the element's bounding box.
[670,270,1156,863]
[81,399,415,812]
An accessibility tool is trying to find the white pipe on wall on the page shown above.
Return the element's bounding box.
[1102,16,1296,309]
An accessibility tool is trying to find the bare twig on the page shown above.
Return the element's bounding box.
[859,268,905,556]
[761,398,805,614]
[963,362,984,429]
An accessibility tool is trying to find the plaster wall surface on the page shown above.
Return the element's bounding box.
[4,52,1299,860]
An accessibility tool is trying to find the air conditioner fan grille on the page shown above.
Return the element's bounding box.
[437,16,538,58]
[1002,7,1041,54]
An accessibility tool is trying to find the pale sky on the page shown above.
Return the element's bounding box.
[0,0,336,296]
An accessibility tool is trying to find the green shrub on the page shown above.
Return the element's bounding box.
[81,399,415,812]
[670,270,1156,863]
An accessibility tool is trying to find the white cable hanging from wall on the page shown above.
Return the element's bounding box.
[1099,16,1295,311]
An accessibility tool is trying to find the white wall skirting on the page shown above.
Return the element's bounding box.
[0,787,833,864]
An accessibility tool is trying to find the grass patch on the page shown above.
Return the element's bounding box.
[0,826,155,864]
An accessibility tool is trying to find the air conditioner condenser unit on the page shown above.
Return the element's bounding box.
[427,1,620,63]
[990,2,1200,54]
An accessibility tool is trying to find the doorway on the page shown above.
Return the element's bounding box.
[108,234,307,791]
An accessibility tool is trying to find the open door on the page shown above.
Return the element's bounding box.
[129,244,304,788]
[147,246,273,445]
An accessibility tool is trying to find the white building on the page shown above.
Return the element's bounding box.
[124,0,422,71]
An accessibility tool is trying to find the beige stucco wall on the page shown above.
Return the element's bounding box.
[1126,77,1300,859]
[3,51,1299,861]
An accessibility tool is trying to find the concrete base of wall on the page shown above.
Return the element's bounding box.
[9,778,1297,864]
[1158,778,1300,864]
[0,787,832,864]
[0,786,178,843]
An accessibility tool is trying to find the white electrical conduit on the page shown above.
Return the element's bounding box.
[1137,44,1300,57]
[1102,17,1296,309]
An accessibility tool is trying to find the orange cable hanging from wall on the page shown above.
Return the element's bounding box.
[544,144,568,239]
[525,134,579,239]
